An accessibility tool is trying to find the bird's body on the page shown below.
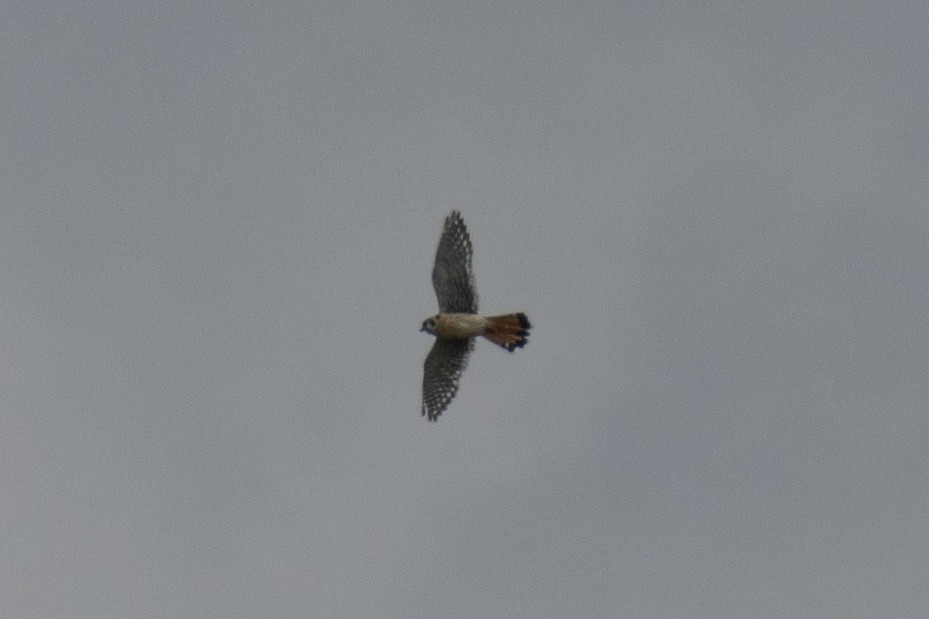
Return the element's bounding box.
[429,312,489,338]
[422,312,530,350]
[420,211,531,421]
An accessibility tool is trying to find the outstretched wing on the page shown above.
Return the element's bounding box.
[431,211,478,313]
[422,338,474,421]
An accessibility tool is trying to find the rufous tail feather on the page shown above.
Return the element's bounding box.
[483,313,531,351]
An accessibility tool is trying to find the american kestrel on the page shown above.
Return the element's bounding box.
[420,211,531,421]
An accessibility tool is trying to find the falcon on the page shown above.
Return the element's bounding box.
[420,211,531,421]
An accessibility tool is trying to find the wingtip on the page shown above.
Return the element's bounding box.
[422,405,441,422]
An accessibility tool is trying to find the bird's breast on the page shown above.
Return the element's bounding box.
[434,313,487,338]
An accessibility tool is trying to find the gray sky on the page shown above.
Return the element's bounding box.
[3,2,928,617]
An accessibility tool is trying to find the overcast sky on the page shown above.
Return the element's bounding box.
[3,2,928,617]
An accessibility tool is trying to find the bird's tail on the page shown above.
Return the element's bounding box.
[483,313,531,351]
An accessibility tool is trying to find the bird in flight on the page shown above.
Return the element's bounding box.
[420,211,531,421]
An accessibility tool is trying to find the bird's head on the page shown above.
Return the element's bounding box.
[420,315,438,335]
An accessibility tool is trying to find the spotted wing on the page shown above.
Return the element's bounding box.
[431,211,478,313]
[422,338,474,421]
